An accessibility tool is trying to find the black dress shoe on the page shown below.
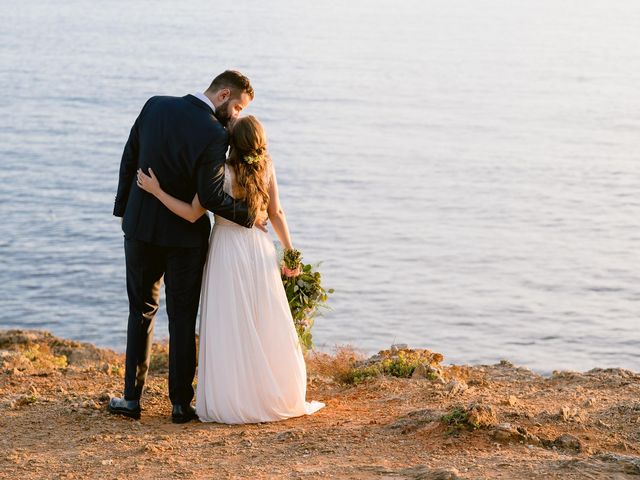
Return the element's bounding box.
[108,397,141,419]
[172,404,198,424]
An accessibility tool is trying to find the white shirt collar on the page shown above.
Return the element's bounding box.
[193,92,216,113]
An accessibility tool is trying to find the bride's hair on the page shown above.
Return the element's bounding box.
[227,115,271,220]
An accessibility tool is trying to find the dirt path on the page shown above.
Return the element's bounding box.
[1,330,639,479]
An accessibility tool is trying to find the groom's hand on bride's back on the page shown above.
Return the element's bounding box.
[254,210,268,232]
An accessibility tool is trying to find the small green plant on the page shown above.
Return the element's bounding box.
[16,394,38,407]
[441,404,497,434]
[335,348,445,385]
[425,371,441,381]
[23,344,68,369]
[380,352,419,378]
[345,365,382,385]
[441,407,469,434]
[23,345,39,362]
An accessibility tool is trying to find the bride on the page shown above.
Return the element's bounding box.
[136,115,324,424]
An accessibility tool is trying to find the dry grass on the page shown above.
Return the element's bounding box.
[305,345,365,382]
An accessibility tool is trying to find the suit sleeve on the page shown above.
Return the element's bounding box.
[196,129,253,228]
[113,98,153,217]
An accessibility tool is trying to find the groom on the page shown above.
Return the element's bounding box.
[110,70,263,422]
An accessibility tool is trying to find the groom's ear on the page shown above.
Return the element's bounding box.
[219,88,231,102]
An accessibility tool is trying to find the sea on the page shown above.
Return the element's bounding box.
[1,0,638,374]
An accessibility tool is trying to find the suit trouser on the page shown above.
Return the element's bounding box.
[123,237,207,405]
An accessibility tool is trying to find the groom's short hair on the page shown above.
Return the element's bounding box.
[207,70,254,100]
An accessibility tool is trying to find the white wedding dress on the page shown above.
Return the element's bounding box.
[195,165,325,424]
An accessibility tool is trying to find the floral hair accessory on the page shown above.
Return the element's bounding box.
[243,154,263,165]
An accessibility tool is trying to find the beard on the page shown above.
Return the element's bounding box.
[214,99,231,127]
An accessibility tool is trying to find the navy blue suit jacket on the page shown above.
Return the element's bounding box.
[113,95,252,248]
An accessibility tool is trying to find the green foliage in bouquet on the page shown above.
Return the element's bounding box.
[281,249,333,353]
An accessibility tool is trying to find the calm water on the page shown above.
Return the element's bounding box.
[1,0,638,373]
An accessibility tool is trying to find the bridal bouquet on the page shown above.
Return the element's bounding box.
[280,248,333,352]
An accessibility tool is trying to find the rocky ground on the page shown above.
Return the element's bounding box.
[0,329,639,479]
